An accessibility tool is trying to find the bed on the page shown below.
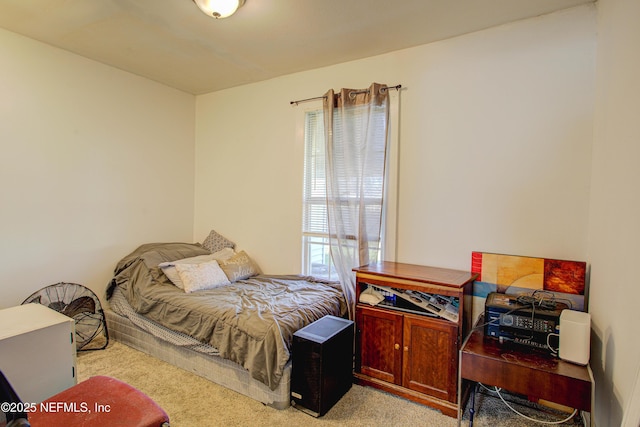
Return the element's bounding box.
[105,240,346,409]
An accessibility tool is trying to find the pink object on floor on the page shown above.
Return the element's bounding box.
[28,375,170,427]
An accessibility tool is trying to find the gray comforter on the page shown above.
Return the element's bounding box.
[107,242,346,390]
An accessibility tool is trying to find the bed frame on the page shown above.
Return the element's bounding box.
[104,309,292,409]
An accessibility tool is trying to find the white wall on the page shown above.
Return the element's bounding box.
[194,5,596,276]
[0,28,196,308]
[6,2,633,424]
[589,0,640,425]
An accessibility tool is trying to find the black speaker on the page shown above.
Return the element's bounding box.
[291,315,354,417]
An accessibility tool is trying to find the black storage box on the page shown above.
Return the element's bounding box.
[291,315,354,417]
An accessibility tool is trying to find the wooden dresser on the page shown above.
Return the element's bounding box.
[353,262,476,418]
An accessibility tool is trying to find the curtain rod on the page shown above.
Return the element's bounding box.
[290,84,402,106]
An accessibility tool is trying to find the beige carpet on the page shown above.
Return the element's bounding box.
[77,342,584,427]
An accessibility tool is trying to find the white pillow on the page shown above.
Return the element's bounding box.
[159,248,235,289]
[175,260,231,293]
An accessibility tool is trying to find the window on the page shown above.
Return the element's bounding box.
[301,107,389,280]
[302,109,337,280]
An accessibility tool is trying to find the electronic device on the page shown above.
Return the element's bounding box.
[559,309,591,365]
[484,292,568,353]
[291,315,354,417]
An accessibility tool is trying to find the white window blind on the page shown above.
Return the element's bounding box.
[302,110,328,236]
[302,105,387,279]
[302,109,335,279]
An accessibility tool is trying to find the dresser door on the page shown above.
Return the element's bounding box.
[402,314,458,402]
[356,306,403,385]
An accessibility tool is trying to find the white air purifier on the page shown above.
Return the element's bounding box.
[559,309,591,365]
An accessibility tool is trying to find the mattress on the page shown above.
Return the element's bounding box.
[105,308,292,409]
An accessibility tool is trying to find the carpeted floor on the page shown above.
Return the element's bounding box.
[76,341,585,427]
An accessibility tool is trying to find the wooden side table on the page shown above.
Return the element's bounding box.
[458,314,592,425]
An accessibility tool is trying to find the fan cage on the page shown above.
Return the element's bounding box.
[22,282,109,351]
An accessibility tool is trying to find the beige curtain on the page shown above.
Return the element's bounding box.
[323,82,390,319]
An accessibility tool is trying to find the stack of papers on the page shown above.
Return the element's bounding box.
[377,286,459,323]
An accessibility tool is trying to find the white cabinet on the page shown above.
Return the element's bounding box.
[0,304,77,403]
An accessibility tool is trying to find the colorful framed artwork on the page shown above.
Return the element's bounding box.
[471,252,587,311]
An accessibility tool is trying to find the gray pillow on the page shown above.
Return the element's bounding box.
[219,251,260,282]
[202,229,235,253]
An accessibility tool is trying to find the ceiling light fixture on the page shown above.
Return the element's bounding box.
[193,0,245,19]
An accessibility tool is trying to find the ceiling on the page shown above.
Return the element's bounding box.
[0,0,593,95]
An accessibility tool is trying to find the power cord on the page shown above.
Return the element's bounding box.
[481,384,579,425]
[515,293,558,310]
[547,332,560,356]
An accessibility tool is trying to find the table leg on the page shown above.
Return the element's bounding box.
[468,382,477,427]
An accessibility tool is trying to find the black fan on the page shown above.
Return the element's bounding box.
[22,282,109,351]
